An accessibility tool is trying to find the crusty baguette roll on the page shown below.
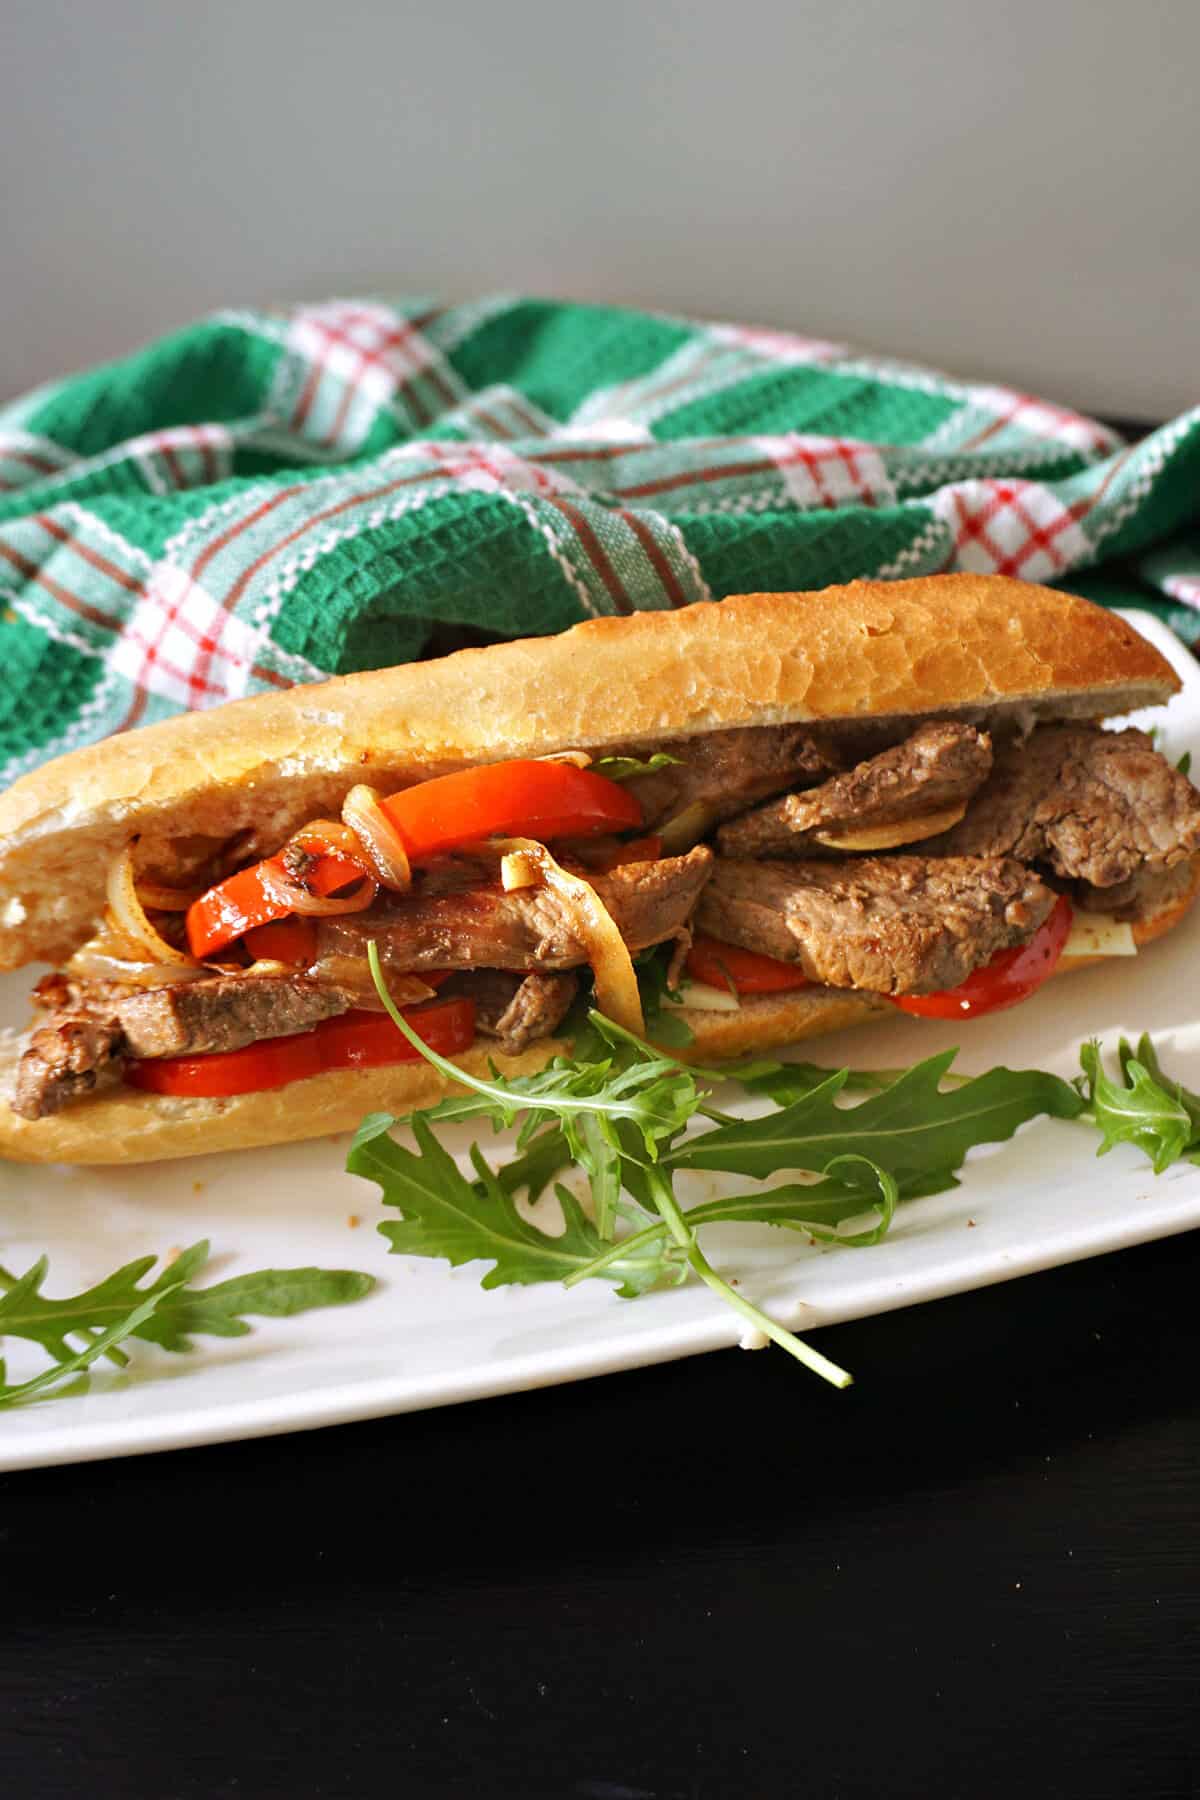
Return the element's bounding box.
[0,574,1177,971]
[0,574,1191,1164]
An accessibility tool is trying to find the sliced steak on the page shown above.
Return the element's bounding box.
[12,973,352,1121]
[698,854,1056,995]
[928,724,1200,888]
[718,722,993,856]
[619,726,842,831]
[12,1012,126,1120]
[115,974,350,1059]
[440,969,577,1054]
[1075,856,1198,924]
[320,848,714,973]
[31,971,140,1015]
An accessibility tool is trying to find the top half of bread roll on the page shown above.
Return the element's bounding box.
[0,574,1178,969]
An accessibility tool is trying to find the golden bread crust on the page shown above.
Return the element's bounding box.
[0,576,1178,969]
[0,1036,572,1165]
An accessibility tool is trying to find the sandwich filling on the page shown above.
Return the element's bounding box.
[12,718,1200,1120]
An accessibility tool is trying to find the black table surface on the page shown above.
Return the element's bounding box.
[3,1222,1200,1799]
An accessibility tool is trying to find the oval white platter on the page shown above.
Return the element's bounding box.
[2,612,1198,1472]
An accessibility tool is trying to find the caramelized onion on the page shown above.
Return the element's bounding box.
[65,945,211,986]
[307,951,438,1007]
[287,819,365,860]
[491,836,645,1036]
[106,845,201,966]
[814,801,968,852]
[341,785,412,892]
[133,881,203,912]
[257,862,378,918]
[535,750,593,768]
[658,802,717,854]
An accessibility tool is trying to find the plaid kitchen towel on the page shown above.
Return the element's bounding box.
[1,295,1198,789]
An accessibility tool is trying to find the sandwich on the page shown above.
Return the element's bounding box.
[0,572,1196,1165]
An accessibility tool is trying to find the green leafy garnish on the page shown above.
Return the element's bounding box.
[351,944,1133,1389]
[359,942,855,1385]
[670,1052,1085,1185]
[0,1289,175,1409]
[1120,1035,1200,1148]
[1076,1035,1200,1172]
[634,944,693,1048]
[1178,749,1192,776]
[0,1242,374,1409]
[349,1117,677,1299]
[591,752,681,782]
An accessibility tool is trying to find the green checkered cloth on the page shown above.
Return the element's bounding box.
[1,296,1198,790]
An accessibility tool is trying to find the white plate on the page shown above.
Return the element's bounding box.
[3,611,1199,1472]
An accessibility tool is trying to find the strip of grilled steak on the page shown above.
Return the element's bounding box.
[31,971,140,1014]
[13,854,708,1119]
[717,722,993,856]
[439,970,578,1053]
[12,1013,126,1120]
[697,854,1056,995]
[12,975,351,1121]
[927,725,1200,887]
[320,848,714,972]
[1075,857,1198,923]
[115,974,349,1059]
[619,727,842,829]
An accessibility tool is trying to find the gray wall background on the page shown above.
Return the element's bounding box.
[2,0,1196,420]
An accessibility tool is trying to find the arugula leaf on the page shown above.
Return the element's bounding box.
[350,1114,675,1297]
[702,1057,913,1105]
[566,1166,957,1288]
[355,944,1134,1392]
[684,1165,957,1232]
[635,945,693,1048]
[0,1244,374,1409]
[670,1051,1085,1183]
[591,752,682,782]
[364,944,698,1175]
[485,1124,575,1203]
[0,1289,176,1409]
[1077,1039,1193,1173]
[1118,1034,1200,1148]
[357,948,856,1384]
[139,1263,375,1352]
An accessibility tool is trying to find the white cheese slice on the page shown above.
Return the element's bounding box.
[661,979,741,1013]
[1062,912,1138,958]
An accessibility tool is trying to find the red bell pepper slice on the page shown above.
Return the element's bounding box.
[186,852,368,960]
[889,895,1073,1019]
[685,933,810,996]
[380,760,642,860]
[125,998,476,1098]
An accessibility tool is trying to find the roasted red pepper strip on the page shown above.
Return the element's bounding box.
[685,933,810,996]
[889,895,1073,1019]
[242,917,320,967]
[186,852,367,959]
[380,760,642,859]
[186,761,641,958]
[124,998,477,1098]
[594,834,664,873]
